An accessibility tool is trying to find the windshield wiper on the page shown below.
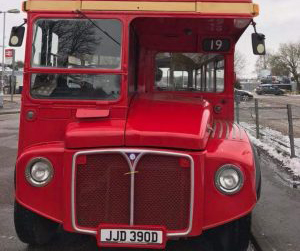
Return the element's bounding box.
[75,10,121,46]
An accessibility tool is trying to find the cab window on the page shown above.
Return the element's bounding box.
[32,19,122,69]
[155,53,224,93]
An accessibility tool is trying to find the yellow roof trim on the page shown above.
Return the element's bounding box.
[23,1,259,16]
[82,1,195,12]
[25,1,81,11]
[197,2,259,16]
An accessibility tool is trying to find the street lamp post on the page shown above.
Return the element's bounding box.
[0,9,20,108]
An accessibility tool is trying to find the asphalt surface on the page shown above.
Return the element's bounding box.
[252,151,300,251]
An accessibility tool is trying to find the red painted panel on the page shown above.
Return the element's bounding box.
[16,143,65,223]
[65,120,126,148]
[125,93,213,150]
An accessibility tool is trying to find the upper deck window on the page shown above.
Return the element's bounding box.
[32,19,122,69]
[155,53,224,93]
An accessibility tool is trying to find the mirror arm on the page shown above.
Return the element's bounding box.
[16,19,27,30]
[251,20,265,40]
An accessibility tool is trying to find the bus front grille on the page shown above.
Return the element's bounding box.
[74,151,192,232]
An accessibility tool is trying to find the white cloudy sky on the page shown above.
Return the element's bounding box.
[1,0,300,77]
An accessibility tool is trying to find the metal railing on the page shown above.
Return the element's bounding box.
[235,98,299,158]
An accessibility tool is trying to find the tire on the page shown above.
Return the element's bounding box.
[14,201,59,245]
[203,214,252,251]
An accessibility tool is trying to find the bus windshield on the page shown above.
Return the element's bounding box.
[32,19,122,69]
[30,19,122,101]
[155,53,224,93]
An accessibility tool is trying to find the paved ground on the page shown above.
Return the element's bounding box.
[0,95,21,115]
[252,151,300,251]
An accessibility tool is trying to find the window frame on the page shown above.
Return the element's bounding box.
[26,14,127,104]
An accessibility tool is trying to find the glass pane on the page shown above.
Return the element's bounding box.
[32,19,122,69]
[31,73,121,100]
[155,53,224,93]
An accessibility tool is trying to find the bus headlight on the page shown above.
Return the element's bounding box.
[215,165,244,195]
[25,158,54,187]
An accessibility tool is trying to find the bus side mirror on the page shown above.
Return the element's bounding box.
[9,26,25,47]
[252,33,266,55]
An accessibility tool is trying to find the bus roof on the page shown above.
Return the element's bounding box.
[23,0,259,17]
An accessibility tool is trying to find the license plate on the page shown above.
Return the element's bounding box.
[98,225,166,249]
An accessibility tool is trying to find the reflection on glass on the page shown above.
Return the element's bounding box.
[32,19,122,69]
[31,74,121,100]
[155,53,225,93]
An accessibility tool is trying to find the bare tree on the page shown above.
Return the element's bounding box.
[234,51,246,77]
[271,42,300,91]
[234,51,247,89]
[269,55,290,76]
[255,52,272,75]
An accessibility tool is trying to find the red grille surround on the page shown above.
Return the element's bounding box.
[74,151,191,232]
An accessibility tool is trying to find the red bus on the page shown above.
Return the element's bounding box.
[10,0,265,250]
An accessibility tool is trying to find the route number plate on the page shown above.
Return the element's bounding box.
[203,39,231,52]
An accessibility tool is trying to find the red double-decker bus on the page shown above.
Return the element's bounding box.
[10,0,265,250]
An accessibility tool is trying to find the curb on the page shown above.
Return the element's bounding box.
[0,110,20,115]
[274,170,300,189]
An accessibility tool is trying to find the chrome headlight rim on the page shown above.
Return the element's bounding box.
[215,164,244,195]
[25,157,54,187]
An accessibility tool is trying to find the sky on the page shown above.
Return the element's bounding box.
[0,0,300,77]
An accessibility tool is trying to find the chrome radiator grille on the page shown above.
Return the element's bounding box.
[72,150,194,236]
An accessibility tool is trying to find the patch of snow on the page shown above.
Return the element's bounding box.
[240,122,300,177]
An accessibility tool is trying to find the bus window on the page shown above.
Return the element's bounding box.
[31,19,122,69]
[30,73,121,100]
[155,53,224,93]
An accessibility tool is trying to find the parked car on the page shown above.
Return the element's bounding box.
[255,84,285,95]
[234,88,254,101]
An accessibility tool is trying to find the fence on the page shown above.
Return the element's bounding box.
[235,98,300,158]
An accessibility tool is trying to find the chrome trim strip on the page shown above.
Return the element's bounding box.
[71,151,97,235]
[235,123,243,140]
[225,121,229,139]
[218,121,223,139]
[71,149,195,238]
[232,123,236,140]
[120,152,135,226]
[211,122,217,139]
